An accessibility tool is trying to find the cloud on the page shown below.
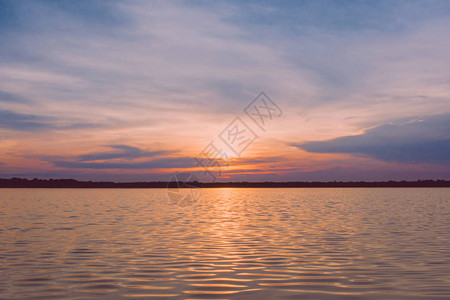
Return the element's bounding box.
[0,0,301,116]
[295,114,450,164]
[51,157,194,170]
[77,145,169,161]
[0,0,126,33]
[0,109,98,131]
[0,90,30,103]
[1,0,449,120]
[35,145,190,170]
[0,110,60,130]
[233,156,286,165]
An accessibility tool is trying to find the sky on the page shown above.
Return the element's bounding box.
[0,0,449,182]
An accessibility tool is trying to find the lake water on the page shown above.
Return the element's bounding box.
[0,188,449,299]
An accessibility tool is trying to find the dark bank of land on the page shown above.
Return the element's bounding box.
[1,177,449,188]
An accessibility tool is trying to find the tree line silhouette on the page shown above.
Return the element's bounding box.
[1,177,449,188]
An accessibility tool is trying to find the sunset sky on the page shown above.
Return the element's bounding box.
[1,0,449,182]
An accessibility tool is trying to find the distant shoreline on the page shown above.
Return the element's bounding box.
[1,178,449,188]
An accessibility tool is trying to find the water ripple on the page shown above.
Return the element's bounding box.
[1,188,449,299]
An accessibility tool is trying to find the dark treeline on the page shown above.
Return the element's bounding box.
[1,177,449,188]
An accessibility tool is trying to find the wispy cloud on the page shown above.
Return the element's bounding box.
[77,145,169,161]
[36,145,189,170]
[0,109,98,131]
[51,157,195,170]
[0,90,30,103]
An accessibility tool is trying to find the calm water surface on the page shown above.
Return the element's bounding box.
[0,188,449,299]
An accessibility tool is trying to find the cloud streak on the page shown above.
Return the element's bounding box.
[295,114,450,164]
[0,110,98,131]
[0,90,30,103]
[36,145,190,170]
[77,145,169,161]
[51,157,195,170]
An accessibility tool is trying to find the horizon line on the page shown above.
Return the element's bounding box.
[1,177,449,188]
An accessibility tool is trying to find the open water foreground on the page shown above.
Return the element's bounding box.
[1,188,449,299]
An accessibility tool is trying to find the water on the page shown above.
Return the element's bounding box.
[0,188,449,299]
